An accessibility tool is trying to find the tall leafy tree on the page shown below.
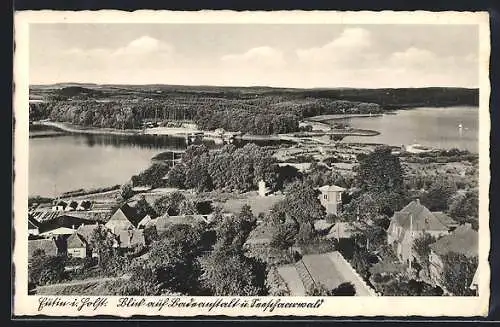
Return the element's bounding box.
[448,190,479,227]
[441,252,478,296]
[153,191,186,216]
[420,179,457,212]
[148,224,204,294]
[355,146,405,211]
[215,204,257,250]
[135,195,157,218]
[281,180,325,224]
[120,182,134,200]
[89,225,116,268]
[412,233,436,262]
[356,146,404,193]
[199,242,266,296]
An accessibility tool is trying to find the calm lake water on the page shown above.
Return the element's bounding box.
[338,106,479,153]
[29,106,479,197]
[28,131,283,197]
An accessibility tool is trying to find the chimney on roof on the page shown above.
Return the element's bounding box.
[415,199,420,205]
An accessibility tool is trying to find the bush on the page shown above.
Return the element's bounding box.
[120,182,134,200]
[29,253,67,286]
[300,237,336,255]
[332,282,356,296]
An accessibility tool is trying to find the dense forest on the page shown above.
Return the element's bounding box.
[29,85,479,135]
[129,143,279,193]
[166,143,279,193]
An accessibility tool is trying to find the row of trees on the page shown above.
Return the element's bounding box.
[119,205,268,296]
[29,93,382,135]
[165,144,279,193]
[266,180,333,254]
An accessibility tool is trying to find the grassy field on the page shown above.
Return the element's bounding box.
[219,192,285,216]
[35,276,130,295]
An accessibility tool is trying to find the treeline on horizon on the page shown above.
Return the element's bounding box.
[29,85,478,135]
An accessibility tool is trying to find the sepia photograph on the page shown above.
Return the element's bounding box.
[13,10,490,317]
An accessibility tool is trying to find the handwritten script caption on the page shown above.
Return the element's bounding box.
[37,297,325,313]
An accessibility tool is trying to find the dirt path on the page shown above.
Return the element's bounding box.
[35,274,131,292]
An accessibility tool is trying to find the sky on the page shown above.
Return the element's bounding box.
[29,24,479,88]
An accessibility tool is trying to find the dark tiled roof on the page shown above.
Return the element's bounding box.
[108,203,145,228]
[430,224,478,257]
[38,215,96,234]
[28,215,40,229]
[392,200,448,232]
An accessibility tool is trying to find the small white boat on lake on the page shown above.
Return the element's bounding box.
[404,143,435,154]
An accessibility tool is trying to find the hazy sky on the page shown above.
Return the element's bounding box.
[29,24,479,88]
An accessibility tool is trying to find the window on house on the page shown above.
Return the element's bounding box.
[323,194,328,200]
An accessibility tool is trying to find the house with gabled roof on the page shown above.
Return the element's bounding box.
[67,233,89,258]
[387,199,451,264]
[428,223,478,289]
[105,203,145,234]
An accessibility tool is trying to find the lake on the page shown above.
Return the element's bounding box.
[28,131,284,197]
[29,134,181,197]
[29,106,479,197]
[336,106,479,153]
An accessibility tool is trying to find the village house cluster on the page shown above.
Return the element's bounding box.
[28,177,479,297]
[386,199,479,294]
[244,185,479,296]
[28,199,214,260]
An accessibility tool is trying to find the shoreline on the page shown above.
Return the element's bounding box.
[31,120,381,143]
[306,113,385,123]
